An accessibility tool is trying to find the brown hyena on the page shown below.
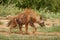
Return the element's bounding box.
[7,8,45,34]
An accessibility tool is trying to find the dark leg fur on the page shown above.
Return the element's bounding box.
[30,22,37,33]
[25,23,28,34]
[18,24,23,34]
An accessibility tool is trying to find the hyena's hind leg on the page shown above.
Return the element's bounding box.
[9,24,17,34]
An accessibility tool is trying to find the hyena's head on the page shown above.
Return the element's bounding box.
[36,15,45,27]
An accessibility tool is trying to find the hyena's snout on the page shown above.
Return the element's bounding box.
[39,20,45,27]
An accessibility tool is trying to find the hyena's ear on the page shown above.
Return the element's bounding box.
[40,15,43,20]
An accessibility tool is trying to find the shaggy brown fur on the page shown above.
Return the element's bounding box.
[7,8,45,34]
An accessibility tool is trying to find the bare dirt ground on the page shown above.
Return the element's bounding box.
[0,19,60,36]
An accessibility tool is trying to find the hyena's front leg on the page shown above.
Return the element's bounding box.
[30,23,37,33]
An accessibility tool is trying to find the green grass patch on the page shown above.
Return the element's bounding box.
[0,5,60,19]
[0,34,60,40]
[0,21,3,25]
[37,26,60,32]
[0,26,60,40]
[0,26,60,33]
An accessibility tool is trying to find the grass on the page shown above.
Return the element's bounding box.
[37,26,60,32]
[0,25,60,33]
[0,21,3,25]
[0,33,60,40]
[0,5,60,19]
[0,24,60,40]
